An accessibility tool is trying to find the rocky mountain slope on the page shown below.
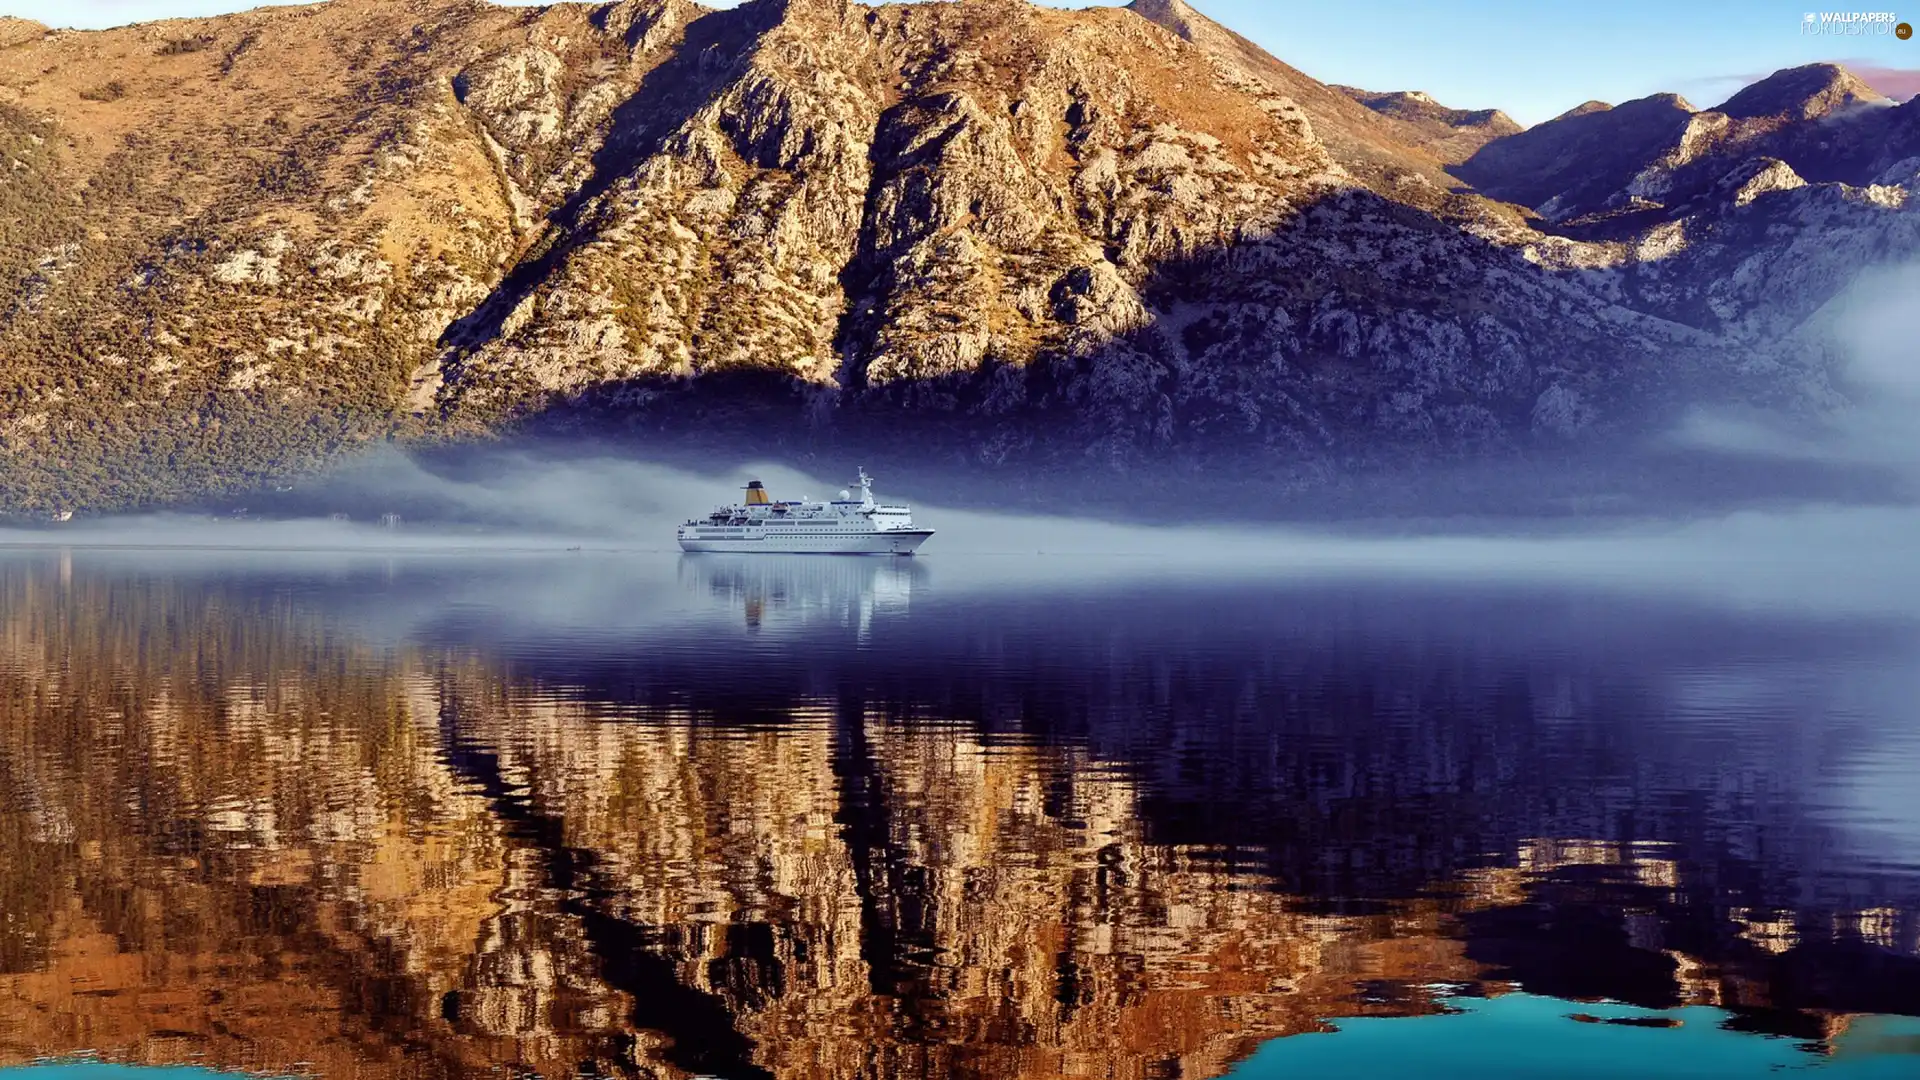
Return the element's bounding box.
[0,0,1912,515]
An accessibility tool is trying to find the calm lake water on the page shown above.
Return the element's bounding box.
[2,544,1919,1079]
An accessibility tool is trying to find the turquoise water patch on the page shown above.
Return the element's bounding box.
[1225,994,1920,1079]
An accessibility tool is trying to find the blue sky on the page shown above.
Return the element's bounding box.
[5,0,1917,125]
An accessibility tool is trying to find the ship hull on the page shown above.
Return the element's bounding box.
[677,529,933,555]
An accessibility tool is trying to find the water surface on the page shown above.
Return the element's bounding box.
[2,548,1917,1078]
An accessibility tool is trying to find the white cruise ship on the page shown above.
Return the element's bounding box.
[677,468,934,555]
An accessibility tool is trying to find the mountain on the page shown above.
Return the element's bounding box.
[1457,64,1917,228]
[1453,93,1701,222]
[1333,86,1520,164]
[0,1,1911,516]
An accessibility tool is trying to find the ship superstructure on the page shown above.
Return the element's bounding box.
[677,468,934,555]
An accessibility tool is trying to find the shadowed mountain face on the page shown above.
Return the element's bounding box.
[0,4,1915,515]
[3,550,1920,1078]
[1453,93,1703,220]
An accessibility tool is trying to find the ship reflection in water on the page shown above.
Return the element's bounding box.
[2,549,1919,1080]
[680,554,921,635]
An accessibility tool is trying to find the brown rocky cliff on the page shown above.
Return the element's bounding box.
[430,0,1711,461]
[437,0,1343,407]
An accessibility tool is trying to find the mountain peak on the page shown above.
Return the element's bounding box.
[1126,0,1238,53]
[1617,92,1697,116]
[1126,0,1204,36]
[1719,63,1887,121]
[1553,100,1613,121]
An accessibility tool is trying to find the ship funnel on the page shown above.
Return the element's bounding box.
[744,480,771,506]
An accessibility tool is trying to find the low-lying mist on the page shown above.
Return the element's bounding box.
[4,454,1918,620]
[1675,260,1920,475]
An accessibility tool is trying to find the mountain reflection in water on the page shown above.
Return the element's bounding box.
[1,549,1918,1079]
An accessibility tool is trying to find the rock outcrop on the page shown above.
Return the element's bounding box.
[0,16,44,48]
